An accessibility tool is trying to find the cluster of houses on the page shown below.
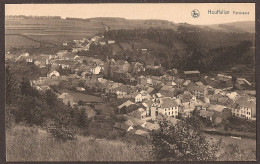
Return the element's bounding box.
[5,35,256,138]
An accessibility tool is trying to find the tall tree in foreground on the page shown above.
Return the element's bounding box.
[150,117,218,161]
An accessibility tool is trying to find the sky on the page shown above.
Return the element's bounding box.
[5,3,255,25]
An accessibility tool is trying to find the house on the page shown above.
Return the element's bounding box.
[135,130,149,137]
[90,65,102,75]
[207,105,232,122]
[167,68,178,76]
[150,97,179,120]
[159,85,176,98]
[145,87,155,94]
[184,70,200,80]
[131,92,143,103]
[235,78,252,90]
[118,100,135,110]
[26,58,34,64]
[113,123,134,132]
[233,98,256,120]
[58,93,74,106]
[187,83,207,100]
[140,90,151,100]
[56,50,68,58]
[199,110,214,121]
[174,78,185,89]
[76,87,85,92]
[141,49,148,54]
[216,74,233,87]
[127,108,147,119]
[116,60,130,73]
[143,122,160,131]
[137,76,147,86]
[108,40,115,44]
[226,92,240,101]
[99,41,106,46]
[145,65,163,76]
[178,92,196,117]
[142,99,154,116]
[130,62,145,74]
[47,70,60,78]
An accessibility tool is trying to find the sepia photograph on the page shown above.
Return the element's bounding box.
[4,3,256,162]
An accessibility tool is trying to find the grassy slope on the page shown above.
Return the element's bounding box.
[6,126,152,161]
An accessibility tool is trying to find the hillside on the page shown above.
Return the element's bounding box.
[6,126,152,161]
[205,21,255,33]
[5,17,254,50]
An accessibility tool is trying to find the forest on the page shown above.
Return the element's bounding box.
[102,26,254,72]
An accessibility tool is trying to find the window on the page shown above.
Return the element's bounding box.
[249,112,250,115]
[172,111,173,114]
[169,112,170,115]
[165,109,167,111]
[175,111,177,114]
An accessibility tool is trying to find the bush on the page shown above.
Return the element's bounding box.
[46,120,76,142]
[150,118,218,161]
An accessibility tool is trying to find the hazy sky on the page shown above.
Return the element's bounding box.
[5,3,255,25]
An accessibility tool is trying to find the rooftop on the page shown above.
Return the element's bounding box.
[183,70,200,74]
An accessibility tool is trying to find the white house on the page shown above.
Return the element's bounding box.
[90,65,102,75]
[132,93,143,103]
[150,97,179,120]
[232,98,256,120]
[108,40,115,44]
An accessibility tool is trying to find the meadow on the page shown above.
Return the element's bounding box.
[5,18,105,50]
[59,89,104,103]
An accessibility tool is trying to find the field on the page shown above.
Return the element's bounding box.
[6,126,152,161]
[5,18,105,50]
[59,89,103,103]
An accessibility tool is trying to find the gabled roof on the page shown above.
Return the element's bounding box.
[184,70,200,74]
[114,123,132,131]
[174,78,185,84]
[160,98,178,108]
[118,100,135,109]
[58,92,73,99]
[195,81,204,86]
[237,97,256,110]
[124,119,134,126]
[135,130,149,136]
[144,122,160,131]
[180,93,193,103]
[208,105,229,113]
[199,110,214,117]
[145,87,154,94]
[160,85,175,92]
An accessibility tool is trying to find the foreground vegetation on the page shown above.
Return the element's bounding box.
[6,126,152,161]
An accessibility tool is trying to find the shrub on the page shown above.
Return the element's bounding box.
[150,118,218,161]
[45,120,76,142]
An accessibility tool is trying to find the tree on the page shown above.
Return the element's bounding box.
[45,89,57,106]
[77,108,89,128]
[150,118,218,161]
[5,66,19,105]
[20,77,39,97]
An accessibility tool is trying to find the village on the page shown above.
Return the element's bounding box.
[5,34,256,139]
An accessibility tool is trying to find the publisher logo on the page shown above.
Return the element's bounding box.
[191,9,200,18]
